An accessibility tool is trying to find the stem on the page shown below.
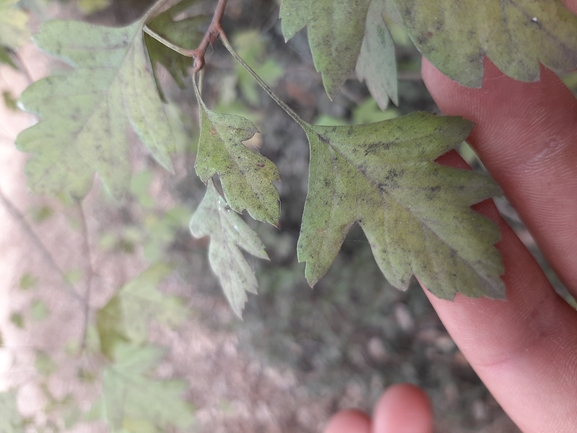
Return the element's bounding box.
[76,200,94,351]
[143,25,195,57]
[218,30,308,129]
[190,0,228,72]
[0,189,83,303]
[143,0,229,73]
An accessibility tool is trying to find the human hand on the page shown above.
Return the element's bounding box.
[325,0,577,430]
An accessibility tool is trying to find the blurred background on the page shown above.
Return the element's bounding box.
[1,0,576,431]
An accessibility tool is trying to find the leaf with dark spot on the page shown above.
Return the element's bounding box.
[386,0,577,87]
[16,12,175,198]
[298,112,504,299]
[194,82,280,226]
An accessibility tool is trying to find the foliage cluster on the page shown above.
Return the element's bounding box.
[1,0,577,431]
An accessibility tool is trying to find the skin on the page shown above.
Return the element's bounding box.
[325,1,577,431]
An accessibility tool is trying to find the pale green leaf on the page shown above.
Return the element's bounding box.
[91,344,195,432]
[190,182,269,318]
[31,299,50,321]
[195,95,280,225]
[387,0,577,87]
[35,351,57,376]
[280,0,371,99]
[356,0,398,108]
[0,391,23,433]
[144,0,208,101]
[96,263,187,358]
[298,112,504,299]
[16,14,175,198]
[0,0,30,50]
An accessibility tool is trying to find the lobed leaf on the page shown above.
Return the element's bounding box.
[387,0,577,87]
[16,14,175,198]
[90,344,195,432]
[195,90,280,225]
[280,0,371,99]
[356,0,398,108]
[298,112,505,299]
[190,182,269,318]
[96,263,188,359]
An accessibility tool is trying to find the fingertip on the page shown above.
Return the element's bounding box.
[372,384,433,433]
[324,409,371,433]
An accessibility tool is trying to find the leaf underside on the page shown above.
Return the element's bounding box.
[356,0,399,108]
[195,90,280,226]
[280,0,371,99]
[190,183,269,318]
[16,15,175,198]
[387,0,577,87]
[298,112,505,299]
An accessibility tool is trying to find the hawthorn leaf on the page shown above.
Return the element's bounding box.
[356,0,398,108]
[96,263,188,359]
[280,0,371,99]
[387,0,577,87]
[16,14,175,198]
[194,88,280,225]
[190,182,269,318]
[298,112,504,299]
[0,391,23,433]
[90,344,195,432]
[145,0,208,101]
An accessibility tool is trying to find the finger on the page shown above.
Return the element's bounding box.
[371,383,433,433]
[324,409,371,433]
[426,151,577,432]
[421,25,577,433]
[422,56,577,296]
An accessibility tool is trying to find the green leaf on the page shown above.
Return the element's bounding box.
[35,351,57,376]
[31,299,50,321]
[356,0,398,108]
[18,272,38,290]
[190,182,269,318]
[387,0,577,87]
[96,263,187,358]
[90,344,195,432]
[0,391,24,433]
[0,0,30,50]
[10,312,24,329]
[297,112,504,299]
[194,90,280,225]
[144,0,208,101]
[16,13,176,198]
[280,0,371,99]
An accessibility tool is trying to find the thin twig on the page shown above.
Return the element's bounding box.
[190,0,228,72]
[218,29,308,128]
[143,0,228,72]
[76,200,94,351]
[0,188,83,303]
